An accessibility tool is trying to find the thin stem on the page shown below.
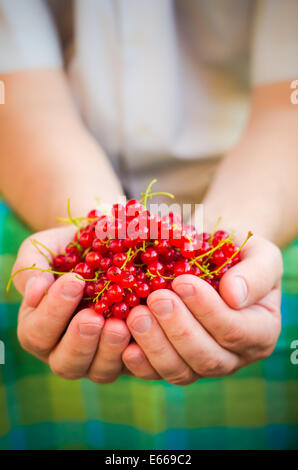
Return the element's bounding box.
[210,232,253,275]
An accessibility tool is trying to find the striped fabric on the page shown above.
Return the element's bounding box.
[0,199,297,450]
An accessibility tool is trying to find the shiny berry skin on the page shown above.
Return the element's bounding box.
[180,243,197,259]
[94,299,110,316]
[150,276,167,291]
[211,249,226,266]
[159,248,175,263]
[111,302,130,320]
[99,257,112,272]
[109,239,125,253]
[64,253,80,270]
[135,269,146,282]
[174,261,192,277]
[107,284,124,303]
[147,261,165,276]
[84,282,96,298]
[85,251,102,269]
[74,262,94,280]
[121,272,136,288]
[92,238,108,254]
[191,265,203,276]
[65,244,80,255]
[134,281,150,298]
[79,230,95,248]
[154,239,171,254]
[141,247,158,265]
[52,254,66,271]
[107,266,122,283]
[113,252,127,267]
[125,292,140,307]
[87,209,101,219]
[125,263,137,275]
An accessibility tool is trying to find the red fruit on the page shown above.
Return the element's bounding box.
[64,253,80,270]
[164,261,175,274]
[211,249,226,266]
[222,243,236,258]
[125,263,137,275]
[159,248,175,263]
[52,254,66,271]
[150,276,167,291]
[134,281,151,298]
[79,230,95,248]
[107,266,122,283]
[121,272,136,288]
[94,299,110,316]
[74,262,94,280]
[135,269,146,282]
[84,282,96,298]
[174,261,192,277]
[87,209,101,219]
[147,261,165,276]
[99,257,112,272]
[109,239,125,253]
[154,239,171,255]
[85,251,102,269]
[113,252,127,267]
[125,292,140,307]
[141,247,158,265]
[191,265,203,276]
[65,244,79,255]
[180,243,197,259]
[107,284,124,303]
[112,302,130,320]
[92,238,108,254]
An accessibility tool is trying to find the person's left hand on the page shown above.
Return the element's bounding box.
[122,235,282,384]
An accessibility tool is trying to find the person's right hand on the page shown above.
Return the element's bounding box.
[12,227,131,383]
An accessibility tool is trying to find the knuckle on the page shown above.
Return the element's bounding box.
[194,356,227,377]
[88,372,119,384]
[221,323,247,350]
[170,326,192,343]
[166,366,195,386]
[17,325,49,356]
[50,363,81,380]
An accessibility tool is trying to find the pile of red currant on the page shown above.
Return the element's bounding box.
[9,180,251,320]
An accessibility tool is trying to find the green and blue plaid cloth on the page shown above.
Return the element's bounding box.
[0,199,297,450]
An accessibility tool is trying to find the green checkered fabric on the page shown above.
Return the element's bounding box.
[0,199,297,450]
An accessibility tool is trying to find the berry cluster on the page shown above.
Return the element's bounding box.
[8,180,251,321]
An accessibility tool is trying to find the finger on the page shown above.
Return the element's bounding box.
[88,318,131,384]
[147,289,241,377]
[122,343,161,380]
[48,308,104,379]
[12,226,76,296]
[17,273,85,358]
[127,305,197,385]
[219,235,283,309]
[172,274,281,357]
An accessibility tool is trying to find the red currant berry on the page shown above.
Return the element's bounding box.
[141,247,158,265]
[107,284,124,303]
[134,281,150,298]
[107,266,122,283]
[92,238,108,254]
[149,276,167,291]
[52,254,66,271]
[125,292,140,307]
[85,251,102,269]
[74,262,94,280]
[94,299,110,316]
[99,257,112,272]
[112,302,130,320]
[147,261,165,276]
[64,253,80,270]
[173,261,192,277]
[113,252,127,267]
[87,209,101,219]
[79,230,95,248]
[120,272,136,289]
[126,199,143,217]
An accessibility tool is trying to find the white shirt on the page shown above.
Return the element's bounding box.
[1,0,298,173]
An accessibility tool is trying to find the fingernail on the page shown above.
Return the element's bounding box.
[25,276,37,297]
[79,323,101,337]
[174,283,195,298]
[150,299,173,317]
[127,354,144,366]
[233,276,248,306]
[61,281,83,300]
[130,316,152,334]
[105,331,126,344]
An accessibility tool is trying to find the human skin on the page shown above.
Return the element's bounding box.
[3,69,297,383]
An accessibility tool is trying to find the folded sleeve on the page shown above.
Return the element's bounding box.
[251,0,298,85]
[0,0,62,73]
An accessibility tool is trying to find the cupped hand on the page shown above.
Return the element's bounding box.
[123,235,283,385]
[12,227,131,383]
